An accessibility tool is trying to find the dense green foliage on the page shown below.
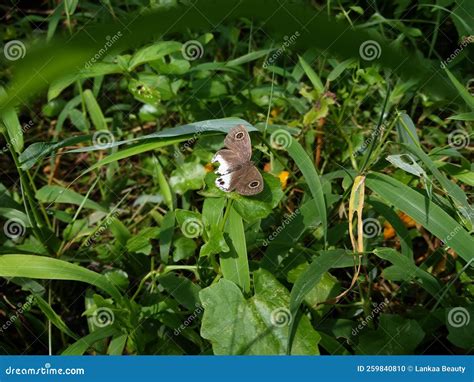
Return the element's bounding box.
[0,0,472,355]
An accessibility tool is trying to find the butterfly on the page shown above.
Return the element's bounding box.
[212,125,264,196]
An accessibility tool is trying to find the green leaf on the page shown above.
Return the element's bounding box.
[62,326,119,355]
[444,68,474,110]
[169,160,206,195]
[83,89,107,131]
[172,236,197,262]
[226,49,270,66]
[34,294,79,340]
[158,272,201,310]
[373,248,442,298]
[107,334,128,355]
[0,255,122,301]
[200,269,320,355]
[128,41,182,71]
[396,112,421,148]
[288,251,349,352]
[36,185,107,212]
[298,55,324,95]
[231,173,284,222]
[327,58,356,82]
[200,197,229,257]
[125,227,160,255]
[221,205,250,294]
[286,137,327,242]
[356,314,425,354]
[0,86,24,153]
[447,112,474,121]
[160,211,175,264]
[366,173,474,263]
[19,136,91,170]
[446,305,474,349]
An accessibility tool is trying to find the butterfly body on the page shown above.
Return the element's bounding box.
[212,125,263,196]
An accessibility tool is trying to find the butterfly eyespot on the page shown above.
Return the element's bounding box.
[249,181,260,188]
[235,132,245,140]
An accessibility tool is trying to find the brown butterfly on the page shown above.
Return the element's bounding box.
[212,125,264,196]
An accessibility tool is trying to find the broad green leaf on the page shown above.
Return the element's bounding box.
[0,255,122,301]
[221,205,250,294]
[356,314,425,354]
[288,250,350,352]
[200,269,320,355]
[36,185,106,212]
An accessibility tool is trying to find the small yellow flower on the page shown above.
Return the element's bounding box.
[278,171,290,190]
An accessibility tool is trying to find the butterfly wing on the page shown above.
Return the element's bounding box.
[212,149,243,175]
[233,165,264,196]
[215,165,263,195]
[223,125,252,162]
